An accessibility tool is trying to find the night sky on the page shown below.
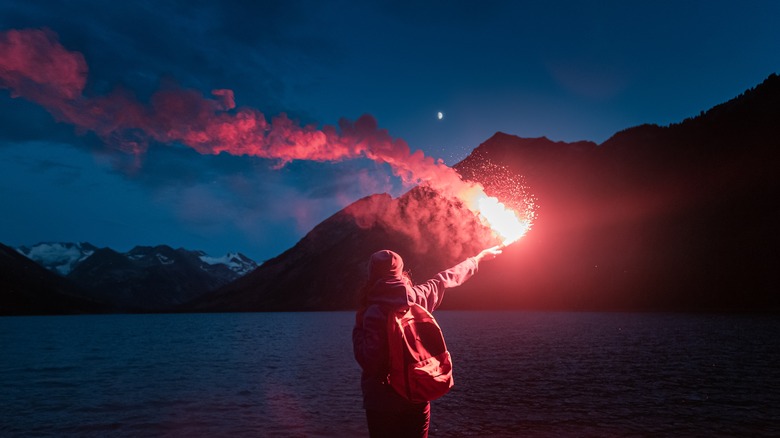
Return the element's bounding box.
[1,1,778,262]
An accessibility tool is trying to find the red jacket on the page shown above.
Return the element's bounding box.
[352,250,479,411]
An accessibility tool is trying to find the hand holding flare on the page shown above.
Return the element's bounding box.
[475,245,503,263]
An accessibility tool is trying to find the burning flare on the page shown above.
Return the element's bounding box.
[476,193,531,246]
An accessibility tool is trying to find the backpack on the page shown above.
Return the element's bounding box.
[386,303,454,403]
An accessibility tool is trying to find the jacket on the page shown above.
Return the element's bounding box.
[352,250,479,411]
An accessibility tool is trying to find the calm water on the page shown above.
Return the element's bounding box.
[1,311,778,437]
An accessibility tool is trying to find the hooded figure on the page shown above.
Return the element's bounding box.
[353,247,501,438]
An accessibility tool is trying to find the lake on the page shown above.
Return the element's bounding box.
[1,311,778,437]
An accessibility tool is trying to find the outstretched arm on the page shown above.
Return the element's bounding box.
[412,245,504,310]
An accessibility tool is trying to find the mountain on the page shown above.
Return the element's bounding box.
[197,252,257,277]
[18,242,258,278]
[12,242,258,312]
[186,187,496,311]
[17,242,98,275]
[449,73,780,311]
[65,245,257,311]
[0,242,106,315]
[191,74,780,313]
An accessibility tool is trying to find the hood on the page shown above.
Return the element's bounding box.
[368,250,404,281]
[366,250,409,307]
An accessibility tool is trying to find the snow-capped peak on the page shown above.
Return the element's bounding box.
[16,242,96,276]
[199,252,258,276]
[17,242,258,279]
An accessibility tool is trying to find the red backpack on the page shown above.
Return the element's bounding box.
[386,303,454,403]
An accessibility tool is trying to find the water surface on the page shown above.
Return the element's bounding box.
[1,311,778,437]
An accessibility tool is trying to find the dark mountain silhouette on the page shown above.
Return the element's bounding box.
[16,242,99,275]
[4,242,257,313]
[450,73,780,311]
[0,242,106,315]
[6,75,777,314]
[68,245,257,312]
[191,73,780,313]
[186,188,495,311]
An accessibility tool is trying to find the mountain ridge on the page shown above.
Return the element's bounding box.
[0,242,107,315]
[7,242,258,313]
[4,74,778,313]
[190,73,780,313]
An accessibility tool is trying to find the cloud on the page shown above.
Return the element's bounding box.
[0,28,479,196]
[150,169,370,253]
[0,0,331,113]
[0,26,534,255]
[124,146,400,250]
[0,29,85,99]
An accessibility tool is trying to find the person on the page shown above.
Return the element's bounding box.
[352,246,502,438]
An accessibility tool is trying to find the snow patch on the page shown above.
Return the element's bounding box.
[156,254,174,265]
[18,242,94,275]
[200,252,257,276]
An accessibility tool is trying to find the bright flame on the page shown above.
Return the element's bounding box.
[476,193,530,246]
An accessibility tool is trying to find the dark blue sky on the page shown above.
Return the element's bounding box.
[1,0,778,262]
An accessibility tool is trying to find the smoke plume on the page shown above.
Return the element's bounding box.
[1,28,529,249]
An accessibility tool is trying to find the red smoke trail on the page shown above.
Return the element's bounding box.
[0,28,532,243]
